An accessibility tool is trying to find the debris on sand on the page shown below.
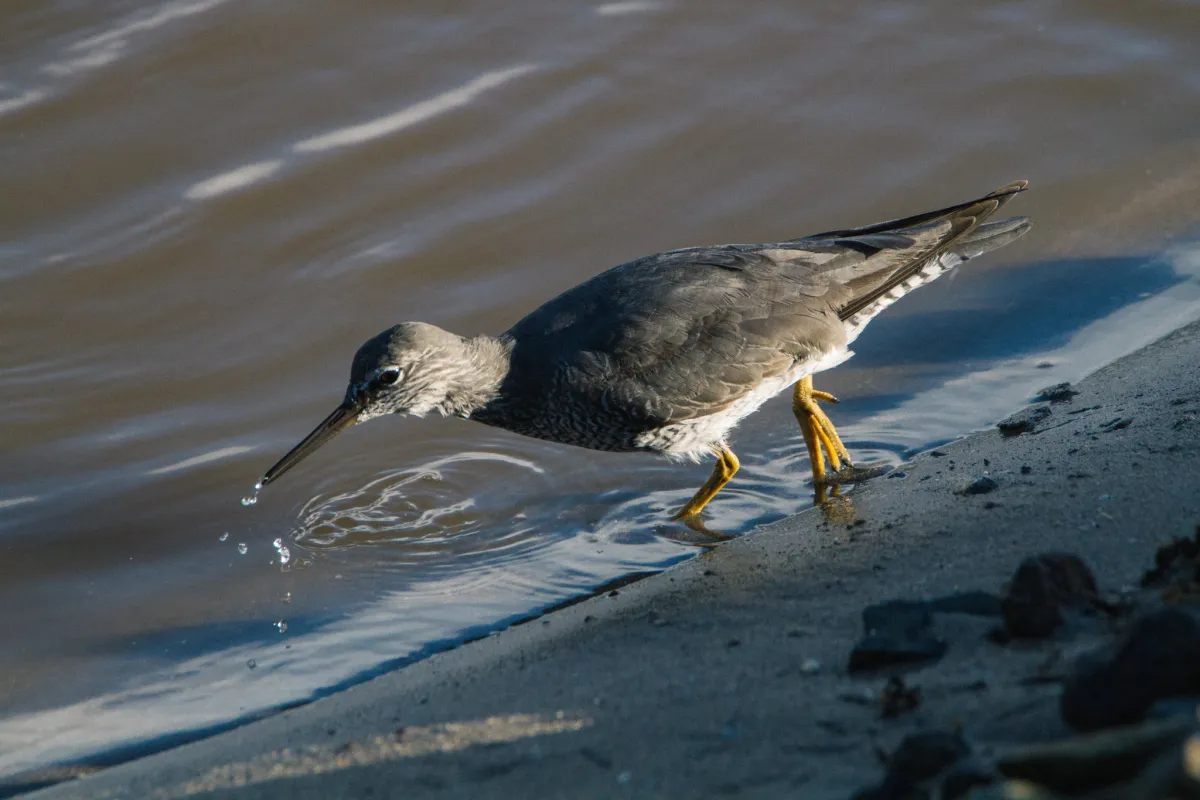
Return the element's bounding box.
[1034,383,1079,403]
[849,601,947,672]
[1140,525,1200,602]
[1060,607,1200,731]
[958,475,1000,496]
[999,553,1101,640]
[996,716,1195,795]
[998,405,1052,435]
[852,730,974,799]
[879,675,922,719]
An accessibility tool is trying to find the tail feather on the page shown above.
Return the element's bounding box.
[801,180,1028,244]
[952,215,1033,260]
[834,181,1031,322]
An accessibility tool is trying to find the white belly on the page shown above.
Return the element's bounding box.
[635,346,854,461]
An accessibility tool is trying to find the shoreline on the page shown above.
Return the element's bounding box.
[23,319,1200,798]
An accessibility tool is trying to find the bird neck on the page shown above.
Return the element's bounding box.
[438,335,512,418]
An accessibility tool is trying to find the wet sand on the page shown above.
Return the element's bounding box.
[19,318,1200,798]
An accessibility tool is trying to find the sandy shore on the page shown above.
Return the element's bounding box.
[21,320,1200,799]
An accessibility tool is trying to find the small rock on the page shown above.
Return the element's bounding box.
[958,476,1000,496]
[1099,416,1133,432]
[800,658,821,675]
[854,731,972,799]
[1001,553,1100,639]
[879,675,921,718]
[927,591,1004,617]
[1035,383,1079,403]
[1140,525,1200,601]
[940,757,997,798]
[1020,465,1033,475]
[997,716,1192,793]
[1061,608,1200,731]
[998,405,1052,435]
[849,600,947,672]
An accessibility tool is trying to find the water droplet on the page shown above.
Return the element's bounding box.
[240,495,257,507]
[275,620,288,634]
[282,592,292,604]
[272,537,283,549]
[246,659,257,669]
[218,532,229,542]
[254,480,263,492]
[237,543,248,555]
[278,546,291,565]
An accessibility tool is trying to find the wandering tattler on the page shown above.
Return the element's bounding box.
[257,181,1031,520]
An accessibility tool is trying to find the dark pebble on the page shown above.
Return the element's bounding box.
[879,675,922,719]
[1099,416,1133,432]
[1035,382,1080,403]
[998,404,1052,435]
[1020,465,1033,475]
[927,590,1003,617]
[853,731,972,799]
[997,716,1193,793]
[957,475,999,496]
[1140,526,1200,594]
[849,600,947,672]
[1061,608,1200,731]
[1001,553,1099,639]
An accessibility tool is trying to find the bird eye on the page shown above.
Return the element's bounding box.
[378,368,402,386]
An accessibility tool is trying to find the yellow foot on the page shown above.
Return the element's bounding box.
[673,446,740,521]
[792,375,854,485]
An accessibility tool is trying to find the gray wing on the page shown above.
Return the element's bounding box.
[502,181,1029,428]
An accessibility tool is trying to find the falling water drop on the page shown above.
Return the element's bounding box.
[218,532,229,542]
[275,620,288,634]
[241,480,263,507]
[237,543,248,555]
[271,537,291,566]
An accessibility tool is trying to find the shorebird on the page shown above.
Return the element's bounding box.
[257,181,1031,520]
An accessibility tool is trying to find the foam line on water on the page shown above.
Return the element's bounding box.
[595,1,665,16]
[149,446,255,476]
[293,64,540,154]
[184,161,285,200]
[183,64,539,202]
[44,0,231,77]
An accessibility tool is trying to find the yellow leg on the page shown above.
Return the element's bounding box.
[792,375,854,483]
[673,446,740,520]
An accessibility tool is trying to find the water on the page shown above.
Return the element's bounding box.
[3,0,1200,782]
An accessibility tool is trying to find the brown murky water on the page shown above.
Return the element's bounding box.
[3,0,1200,779]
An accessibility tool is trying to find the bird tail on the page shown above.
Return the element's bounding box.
[834,180,1031,323]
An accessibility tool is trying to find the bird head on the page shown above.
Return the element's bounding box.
[258,322,470,487]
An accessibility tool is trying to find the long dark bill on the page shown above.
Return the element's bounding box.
[260,400,362,486]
